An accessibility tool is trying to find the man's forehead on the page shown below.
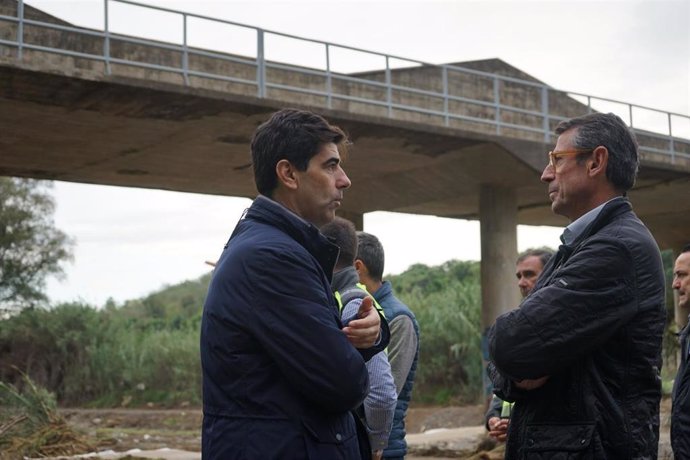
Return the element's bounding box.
[312,142,341,162]
[517,255,542,269]
[676,252,690,270]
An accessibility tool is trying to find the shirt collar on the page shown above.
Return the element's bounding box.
[561,197,618,245]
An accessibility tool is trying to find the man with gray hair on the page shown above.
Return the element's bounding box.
[488,113,665,458]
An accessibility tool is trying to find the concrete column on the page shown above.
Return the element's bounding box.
[337,210,364,230]
[479,185,520,398]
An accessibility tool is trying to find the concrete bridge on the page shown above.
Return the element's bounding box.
[2,0,690,327]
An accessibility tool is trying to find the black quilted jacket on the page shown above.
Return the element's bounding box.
[489,197,666,459]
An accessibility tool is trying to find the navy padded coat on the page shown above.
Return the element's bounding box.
[201,196,371,459]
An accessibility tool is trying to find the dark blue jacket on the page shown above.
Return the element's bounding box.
[373,281,420,459]
[489,198,665,459]
[200,196,370,459]
[672,315,690,459]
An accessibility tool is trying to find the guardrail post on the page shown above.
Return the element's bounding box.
[104,0,111,74]
[17,0,24,60]
[493,76,501,135]
[325,43,332,109]
[182,13,189,86]
[385,56,392,118]
[628,104,633,129]
[442,66,449,127]
[256,29,265,98]
[587,96,592,114]
[669,113,675,163]
[541,86,549,142]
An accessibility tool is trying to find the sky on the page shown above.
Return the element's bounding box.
[20,0,690,306]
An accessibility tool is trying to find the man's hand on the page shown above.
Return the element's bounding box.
[342,296,380,349]
[372,449,383,460]
[514,375,549,390]
[487,416,509,442]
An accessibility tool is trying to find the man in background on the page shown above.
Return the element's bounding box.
[671,243,690,458]
[515,248,554,299]
[322,217,397,460]
[485,248,554,442]
[356,231,420,460]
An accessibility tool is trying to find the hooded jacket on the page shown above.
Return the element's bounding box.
[200,196,370,459]
[489,197,665,459]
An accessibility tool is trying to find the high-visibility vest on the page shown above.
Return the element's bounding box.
[335,283,386,318]
[501,400,514,418]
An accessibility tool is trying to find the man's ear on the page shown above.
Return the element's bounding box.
[276,159,298,190]
[354,259,366,276]
[588,146,608,178]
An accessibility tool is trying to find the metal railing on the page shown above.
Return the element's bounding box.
[1,0,689,163]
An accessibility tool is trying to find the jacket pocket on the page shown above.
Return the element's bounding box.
[521,423,595,459]
[301,416,359,460]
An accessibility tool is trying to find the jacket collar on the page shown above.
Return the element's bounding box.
[373,280,393,302]
[546,197,632,273]
[246,195,339,281]
[568,196,631,247]
[332,266,360,293]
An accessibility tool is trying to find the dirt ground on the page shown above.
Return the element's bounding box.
[58,398,673,458]
[58,404,485,454]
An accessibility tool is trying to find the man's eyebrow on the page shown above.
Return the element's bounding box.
[323,157,340,165]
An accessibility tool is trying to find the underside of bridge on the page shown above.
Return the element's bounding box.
[2,64,689,250]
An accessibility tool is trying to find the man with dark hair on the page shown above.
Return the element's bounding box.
[200,108,387,459]
[672,243,690,458]
[488,112,665,458]
[356,231,420,460]
[322,217,397,460]
[485,247,554,442]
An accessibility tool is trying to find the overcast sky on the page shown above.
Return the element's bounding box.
[24,0,689,306]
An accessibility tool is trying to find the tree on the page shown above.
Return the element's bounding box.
[0,177,73,312]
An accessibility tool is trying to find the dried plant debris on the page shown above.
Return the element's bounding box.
[0,374,93,459]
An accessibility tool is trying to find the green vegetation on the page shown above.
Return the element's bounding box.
[0,177,73,314]
[0,252,681,408]
[0,275,210,407]
[389,261,483,404]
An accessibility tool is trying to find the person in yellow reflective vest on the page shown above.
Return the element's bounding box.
[322,216,396,460]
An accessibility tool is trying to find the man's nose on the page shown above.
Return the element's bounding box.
[338,169,351,189]
[673,277,681,289]
[541,165,554,183]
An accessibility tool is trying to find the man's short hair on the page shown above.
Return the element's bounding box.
[681,243,690,255]
[517,247,554,268]
[356,231,385,282]
[321,217,357,270]
[250,108,348,196]
[555,112,639,193]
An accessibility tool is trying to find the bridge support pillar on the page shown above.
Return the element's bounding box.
[479,185,520,398]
